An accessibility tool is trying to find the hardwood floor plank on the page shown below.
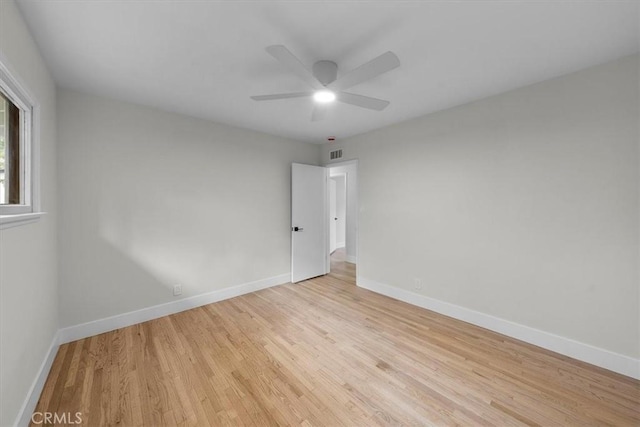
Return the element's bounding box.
[30,249,640,426]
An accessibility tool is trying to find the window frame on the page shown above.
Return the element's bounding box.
[0,55,43,229]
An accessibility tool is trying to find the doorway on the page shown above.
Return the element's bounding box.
[328,160,357,278]
[290,160,357,284]
[329,174,346,254]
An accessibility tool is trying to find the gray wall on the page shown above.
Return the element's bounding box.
[323,55,639,359]
[0,1,59,425]
[57,89,321,327]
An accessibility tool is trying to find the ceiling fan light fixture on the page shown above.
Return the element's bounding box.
[313,90,336,103]
[251,46,400,120]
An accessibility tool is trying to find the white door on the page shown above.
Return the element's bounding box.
[329,178,337,253]
[291,163,328,283]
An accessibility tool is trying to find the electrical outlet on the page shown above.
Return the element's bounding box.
[173,284,182,296]
[413,278,422,290]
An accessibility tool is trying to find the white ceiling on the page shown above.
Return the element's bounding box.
[17,0,640,144]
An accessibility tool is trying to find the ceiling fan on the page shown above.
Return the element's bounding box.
[250,45,400,121]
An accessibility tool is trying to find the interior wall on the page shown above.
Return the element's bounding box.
[0,1,59,425]
[329,163,357,262]
[57,89,321,328]
[322,55,639,359]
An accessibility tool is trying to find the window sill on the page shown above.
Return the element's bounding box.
[0,212,46,230]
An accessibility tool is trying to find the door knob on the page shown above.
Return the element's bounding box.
[292,226,304,232]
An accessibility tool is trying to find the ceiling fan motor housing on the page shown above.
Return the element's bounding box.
[313,61,338,86]
[251,46,399,118]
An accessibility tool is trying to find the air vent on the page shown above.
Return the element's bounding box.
[330,149,343,160]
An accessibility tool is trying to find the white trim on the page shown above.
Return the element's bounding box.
[0,211,45,229]
[329,172,347,179]
[0,52,41,216]
[324,167,330,274]
[324,158,358,168]
[336,241,345,248]
[14,331,60,427]
[59,273,290,344]
[357,276,640,380]
[326,159,358,268]
[14,273,290,425]
[29,103,41,212]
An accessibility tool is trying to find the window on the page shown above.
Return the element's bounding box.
[1,92,21,205]
[0,58,42,229]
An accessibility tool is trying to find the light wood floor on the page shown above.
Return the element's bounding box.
[329,248,355,283]
[33,252,639,426]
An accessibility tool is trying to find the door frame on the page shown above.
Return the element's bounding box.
[326,159,358,267]
[330,172,347,251]
[329,177,338,254]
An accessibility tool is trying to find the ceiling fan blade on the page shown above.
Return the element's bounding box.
[337,92,390,111]
[265,45,323,90]
[328,51,400,91]
[311,104,329,122]
[250,92,313,101]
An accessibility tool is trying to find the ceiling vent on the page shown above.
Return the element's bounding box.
[330,149,343,160]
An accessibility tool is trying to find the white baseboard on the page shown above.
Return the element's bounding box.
[346,255,356,264]
[357,276,640,380]
[59,273,290,344]
[14,273,290,426]
[15,331,60,427]
[16,273,637,427]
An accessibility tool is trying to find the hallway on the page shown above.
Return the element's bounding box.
[329,248,355,284]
